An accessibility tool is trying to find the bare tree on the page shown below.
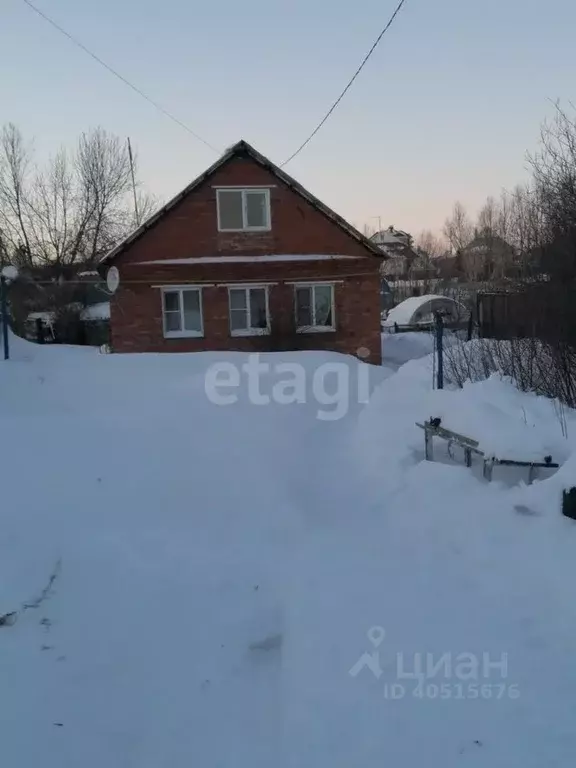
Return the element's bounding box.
[76,128,133,261]
[415,229,446,262]
[502,184,545,278]
[441,103,576,408]
[0,123,33,263]
[529,102,576,281]
[443,201,473,254]
[474,195,515,280]
[26,148,76,264]
[0,124,154,267]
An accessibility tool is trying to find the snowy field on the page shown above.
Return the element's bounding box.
[1,333,576,767]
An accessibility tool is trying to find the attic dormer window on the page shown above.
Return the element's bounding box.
[216,188,271,232]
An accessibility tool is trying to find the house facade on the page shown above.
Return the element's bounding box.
[101,141,384,364]
[370,226,419,278]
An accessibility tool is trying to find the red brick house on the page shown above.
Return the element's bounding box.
[101,140,385,363]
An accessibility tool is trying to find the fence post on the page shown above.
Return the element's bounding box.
[435,312,444,390]
[424,425,433,461]
[0,275,8,361]
[562,487,576,520]
[36,318,44,344]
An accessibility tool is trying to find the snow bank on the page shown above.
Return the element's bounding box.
[357,354,574,478]
[381,329,462,371]
[381,330,435,367]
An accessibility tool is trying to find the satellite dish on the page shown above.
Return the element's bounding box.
[106,267,120,294]
[1,265,19,282]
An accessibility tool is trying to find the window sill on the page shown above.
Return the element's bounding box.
[218,227,271,233]
[231,328,271,337]
[164,331,204,339]
[296,326,336,334]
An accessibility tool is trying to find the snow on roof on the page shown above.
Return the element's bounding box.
[27,304,110,324]
[384,295,463,327]
[81,302,110,321]
[27,311,55,323]
[371,228,411,247]
[372,232,401,245]
[385,295,445,325]
[133,254,363,266]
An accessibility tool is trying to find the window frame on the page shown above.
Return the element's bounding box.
[228,285,271,337]
[161,286,204,339]
[216,188,271,232]
[293,282,336,333]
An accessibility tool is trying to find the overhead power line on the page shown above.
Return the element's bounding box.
[21,0,220,154]
[281,0,409,167]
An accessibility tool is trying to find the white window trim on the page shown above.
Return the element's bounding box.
[217,282,277,289]
[161,286,204,339]
[153,283,215,289]
[285,280,343,286]
[212,185,277,189]
[228,285,271,337]
[216,188,271,233]
[293,283,336,334]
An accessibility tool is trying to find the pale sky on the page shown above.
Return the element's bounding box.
[2,0,575,237]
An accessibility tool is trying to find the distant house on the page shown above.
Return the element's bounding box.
[460,231,516,280]
[100,140,385,363]
[370,226,420,278]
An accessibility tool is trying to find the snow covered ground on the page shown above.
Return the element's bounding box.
[1,333,576,767]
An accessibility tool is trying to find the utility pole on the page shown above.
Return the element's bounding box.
[127,138,140,226]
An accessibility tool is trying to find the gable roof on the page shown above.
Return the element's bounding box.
[370,227,411,246]
[100,140,386,264]
[463,230,516,254]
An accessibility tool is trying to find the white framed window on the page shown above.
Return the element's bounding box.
[161,287,203,338]
[228,285,270,336]
[294,283,336,332]
[216,188,271,232]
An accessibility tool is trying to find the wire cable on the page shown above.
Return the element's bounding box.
[281,0,409,167]
[21,0,221,154]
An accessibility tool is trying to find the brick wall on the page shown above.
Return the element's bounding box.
[110,153,383,363]
[111,272,381,363]
[120,156,377,264]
